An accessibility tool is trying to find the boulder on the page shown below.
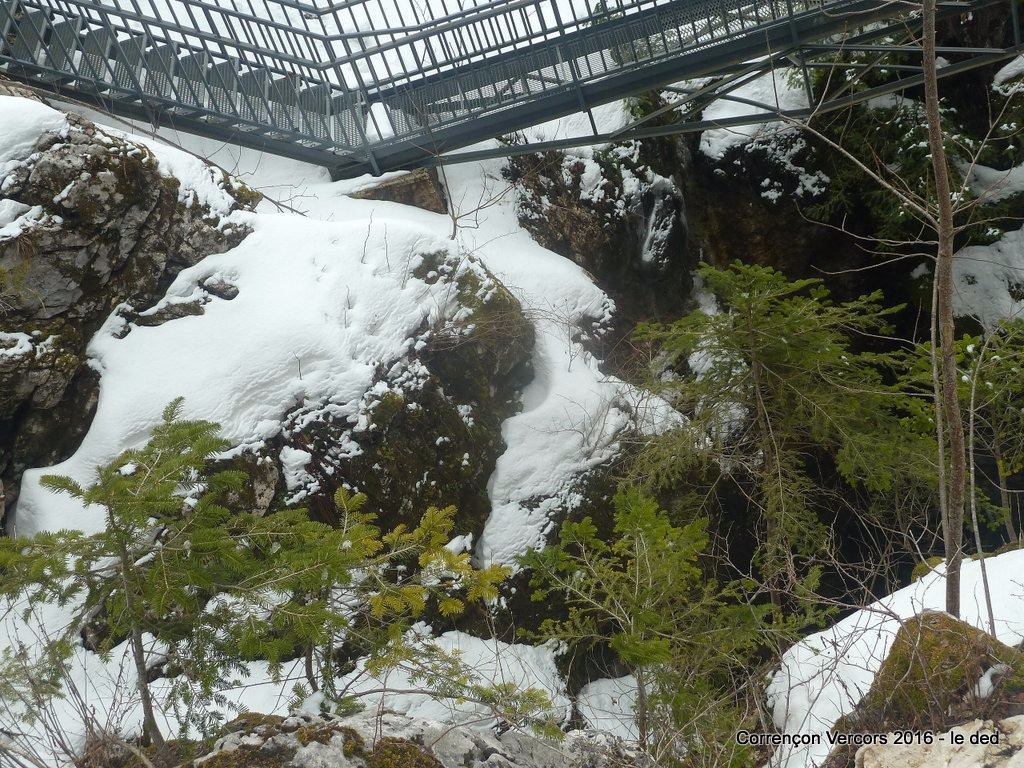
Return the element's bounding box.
[856,717,1024,768]
[0,99,257,516]
[350,168,448,214]
[261,252,534,542]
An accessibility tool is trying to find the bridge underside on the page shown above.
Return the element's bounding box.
[0,0,1021,178]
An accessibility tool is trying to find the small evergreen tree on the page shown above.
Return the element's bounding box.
[522,487,769,765]
[897,320,1024,548]
[634,262,918,613]
[963,320,1024,544]
[0,399,510,764]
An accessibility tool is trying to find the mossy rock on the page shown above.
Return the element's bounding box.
[75,737,213,768]
[198,742,297,768]
[367,737,442,768]
[370,391,405,429]
[427,266,534,403]
[841,612,1024,733]
[911,554,984,582]
[295,722,334,746]
[276,260,532,541]
[220,170,263,210]
[219,712,286,735]
[350,168,447,214]
[910,555,946,581]
[994,540,1024,557]
[330,376,500,536]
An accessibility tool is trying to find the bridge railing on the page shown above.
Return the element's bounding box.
[10,0,840,154]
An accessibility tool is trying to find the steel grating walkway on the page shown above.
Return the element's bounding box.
[0,0,1020,177]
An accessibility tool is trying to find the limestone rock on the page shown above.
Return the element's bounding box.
[503,144,692,315]
[266,253,533,548]
[856,717,1024,768]
[350,168,448,214]
[200,710,653,768]
[837,612,1024,734]
[0,99,256,516]
[0,76,45,102]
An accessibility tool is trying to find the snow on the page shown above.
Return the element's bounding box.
[952,227,1024,327]
[577,676,638,741]
[968,161,1024,205]
[0,199,31,228]
[13,212,472,535]
[279,446,315,499]
[366,102,397,141]
[994,55,1024,96]
[1,89,684,758]
[766,551,1024,768]
[0,201,43,240]
[698,69,808,160]
[324,627,570,726]
[0,331,34,358]
[974,663,1012,700]
[164,630,569,729]
[0,96,69,182]
[516,102,634,149]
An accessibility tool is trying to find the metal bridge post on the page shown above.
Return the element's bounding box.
[549,0,599,136]
[322,12,382,175]
[1012,0,1021,47]
[785,0,815,107]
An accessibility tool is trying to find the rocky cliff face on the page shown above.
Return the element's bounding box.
[0,96,256,519]
[503,140,694,319]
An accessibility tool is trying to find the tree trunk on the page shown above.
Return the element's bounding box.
[750,340,785,619]
[116,540,166,758]
[635,668,649,748]
[923,0,965,618]
[993,437,1018,543]
[129,623,166,756]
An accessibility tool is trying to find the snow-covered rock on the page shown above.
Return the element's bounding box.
[766,551,1024,768]
[0,96,255,517]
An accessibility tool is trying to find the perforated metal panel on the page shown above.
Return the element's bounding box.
[330,92,362,146]
[238,69,270,124]
[0,0,16,50]
[208,59,240,117]
[175,52,210,109]
[45,19,82,75]
[144,44,177,99]
[297,84,331,142]
[10,10,47,64]
[268,76,300,134]
[79,28,114,82]
[111,34,146,91]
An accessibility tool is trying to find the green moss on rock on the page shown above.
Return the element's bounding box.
[841,612,1024,733]
[219,712,285,735]
[910,556,946,582]
[220,170,263,210]
[199,743,297,768]
[371,391,405,429]
[367,737,442,768]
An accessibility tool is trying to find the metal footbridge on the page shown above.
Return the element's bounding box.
[1,0,1021,177]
